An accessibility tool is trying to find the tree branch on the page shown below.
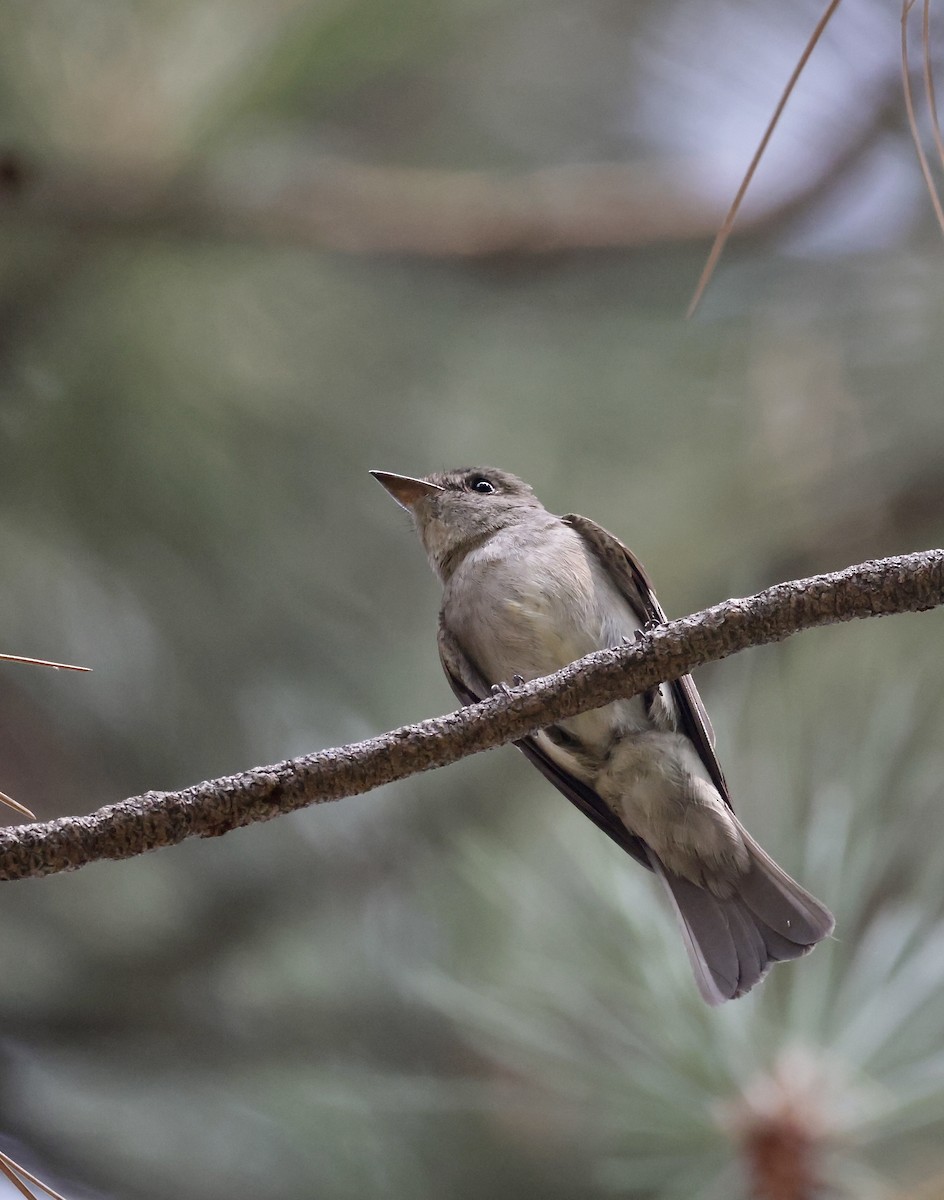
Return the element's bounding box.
[0,550,941,884]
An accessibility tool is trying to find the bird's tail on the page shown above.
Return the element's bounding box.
[648,828,835,1005]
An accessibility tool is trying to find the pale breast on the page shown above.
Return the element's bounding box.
[443,521,656,755]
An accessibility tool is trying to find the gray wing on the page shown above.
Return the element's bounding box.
[562,513,732,810]
[437,620,652,868]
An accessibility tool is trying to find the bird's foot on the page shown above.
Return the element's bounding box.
[622,621,661,647]
[491,674,526,697]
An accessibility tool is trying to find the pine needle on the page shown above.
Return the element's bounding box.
[687,0,845,318]
[0,651,91,818]
[0,790,36,820]
[0,654,91,673]
[922,0,944,176]
[0,1150,70,1200]
[901,0,944,237]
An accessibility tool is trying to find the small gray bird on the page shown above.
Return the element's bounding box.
[371,466,834,1004]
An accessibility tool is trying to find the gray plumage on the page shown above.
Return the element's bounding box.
[371,466,834,1004]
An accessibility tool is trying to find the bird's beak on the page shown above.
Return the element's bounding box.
[370,470,444,511]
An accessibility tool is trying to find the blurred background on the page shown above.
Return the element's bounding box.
[1,0,943,1196]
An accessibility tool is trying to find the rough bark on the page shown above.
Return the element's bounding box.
[0,550,940,883]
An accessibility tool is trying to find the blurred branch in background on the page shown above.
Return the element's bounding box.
[0,549,940,884]
[0,81,901,260]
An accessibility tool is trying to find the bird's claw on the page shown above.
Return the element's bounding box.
[491,674,526,697]
[621,621,661,648]
[623,620,662,645]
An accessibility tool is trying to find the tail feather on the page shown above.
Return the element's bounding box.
[660,875,741,1005]
[748,917,819,964]
[723,896,769,982]
[737,831,834,945]
[648,834,834,1005]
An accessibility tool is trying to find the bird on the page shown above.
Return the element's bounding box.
[370,466,834,1004]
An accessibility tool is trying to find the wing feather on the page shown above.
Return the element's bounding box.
[562,513,731,810]
[437,621,651,867]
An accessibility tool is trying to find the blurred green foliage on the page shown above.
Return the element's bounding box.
[1,0,943,1197]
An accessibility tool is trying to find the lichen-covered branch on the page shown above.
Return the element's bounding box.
[0,550,941,883]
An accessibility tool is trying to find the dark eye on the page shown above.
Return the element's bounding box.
[470,476,495,494]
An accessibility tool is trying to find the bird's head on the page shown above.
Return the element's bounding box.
[370,466,544,580]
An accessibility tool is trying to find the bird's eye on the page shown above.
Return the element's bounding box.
[470,476,495,494]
